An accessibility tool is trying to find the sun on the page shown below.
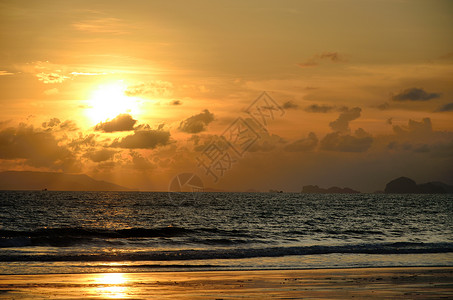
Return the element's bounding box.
[87,82,140,124]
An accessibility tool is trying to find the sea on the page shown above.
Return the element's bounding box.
[0,191,452,275]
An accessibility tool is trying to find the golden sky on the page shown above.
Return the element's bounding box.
[0,0,452,192]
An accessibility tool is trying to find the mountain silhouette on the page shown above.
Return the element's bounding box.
[384,176,452,194]
[0,171,130,191]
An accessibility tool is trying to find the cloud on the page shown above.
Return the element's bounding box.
[304,104,335,113]
[392,88,441,101]
[59,120,78,131]
[36,72,68,84]
[0,71,13,76]
[319,52,344,62]
[282,101,298,109]
[68,134,97,151]
[95,114,137,132]
[329,107,361,132]
[73,18,129,34]
[179,109,214,133]
[42,118,78,131]
[42,118,60,128]
[125,80,173,97]
[170,100,182,105]
[435,103,453,112]
[298,52,346,68]
[44,88,59,95]
[297,62,318,68]
[284,132,318,152]
[320,128,373,152]
[377,102,390,110]
[86,148,117,162]
[129,151,155,170]
[0,124,78,171]
[110,129,171,149]
[393,118,432,135]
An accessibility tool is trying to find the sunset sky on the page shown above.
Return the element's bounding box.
[0,0,452,192]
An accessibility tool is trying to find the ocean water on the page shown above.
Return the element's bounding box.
[0,191,452,275]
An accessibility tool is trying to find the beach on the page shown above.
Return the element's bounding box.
[1,267,452,299]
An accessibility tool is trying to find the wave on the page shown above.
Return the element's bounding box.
[1,242,452,262]
[0,226,255,248]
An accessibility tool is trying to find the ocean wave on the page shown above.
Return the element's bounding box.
[0,226,255,248]
[1,242,452,262]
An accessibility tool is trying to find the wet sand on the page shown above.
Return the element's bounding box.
[0,267,452,299]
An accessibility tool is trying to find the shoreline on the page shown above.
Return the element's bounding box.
[1,267,452,299]
[2,264,453,276]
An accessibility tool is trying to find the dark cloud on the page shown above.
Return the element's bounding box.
[320,128,373,152]
[179,109,214,133]
[125,80,173,97]
[284,132,318,152]
[319,52,344,62]
[392,88,441,101]
[95,114,137,132]
[59,120,78,131]
[0,124,78,171]
[298,52,346,68]
[329,107,361,132]
[68,134,96,151]
[42,118,60,128]
[85,148,116,162]
[393,118,432,135]
[282,101,298,109]
[435,103,453,112]
[110,129,170,149]
[170,100,182,105]
[42,118,78,131]
[304,104,335,113]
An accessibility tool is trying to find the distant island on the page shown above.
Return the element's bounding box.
[0,171,130,191]
[384,177,453,194]
[301,185,360,194]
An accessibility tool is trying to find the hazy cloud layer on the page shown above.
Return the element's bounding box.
[129,150,155,170]
[179,109,214,133]
[110,130,171,149]
[125,81,173,97]
[36,72,68,84]
[95,114,137,132]
[329,107,361,132]
[392,88,441,101]
[73,17,130,34]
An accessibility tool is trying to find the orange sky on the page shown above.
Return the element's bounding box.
[0,0,452,192]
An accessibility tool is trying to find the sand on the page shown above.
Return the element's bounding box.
[0,267,452,299]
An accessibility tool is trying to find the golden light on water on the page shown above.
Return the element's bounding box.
[95,273,129,299]
[87,82,140,124]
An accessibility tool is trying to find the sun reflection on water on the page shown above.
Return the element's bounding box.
[95,273,129,299]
